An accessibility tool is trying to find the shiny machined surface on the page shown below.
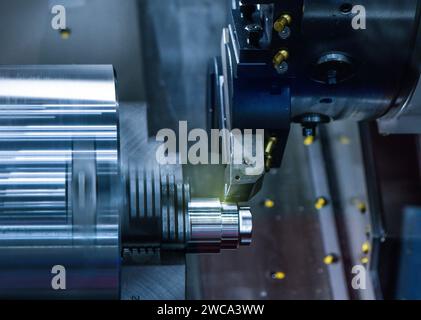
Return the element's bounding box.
[0,66,120,299]
[188,199,252,253]
[239,207,252,246]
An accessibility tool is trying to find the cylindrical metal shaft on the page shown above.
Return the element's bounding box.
[0,66,120,299]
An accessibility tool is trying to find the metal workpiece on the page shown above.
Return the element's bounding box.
[0,65,117,105]
[0,66,254,299]
[238,207,253,246]
[187,199,252,252]
[118,103,253,254]
[121,164,253,253]
[0,65,120,299]
[121,163,191,251]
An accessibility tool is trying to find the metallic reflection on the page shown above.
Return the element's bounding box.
[0,66,120,299]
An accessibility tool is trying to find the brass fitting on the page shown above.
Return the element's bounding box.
[264,199,275,209]
[271,271,286,280]
[274,14,292,33]
[362,242,371,254]
[303,135,315,146]
[265,136,278,155]
[315,197,328,210]
[273,50,289,67]
[324,254,339,265]
[264,136,278,171]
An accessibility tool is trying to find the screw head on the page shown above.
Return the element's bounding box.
[264,199,275,208]
[303,126,316,138]
[303,135,315,146]
[315,197,328,210]
[324,254,339,265]
[278,26,291,39]
[275,61,289,74]
[271,271,286,280]
[362,242,371,254]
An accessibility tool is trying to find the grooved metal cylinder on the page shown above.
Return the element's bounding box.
[121,166,253,253]
[122,165,191,251]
